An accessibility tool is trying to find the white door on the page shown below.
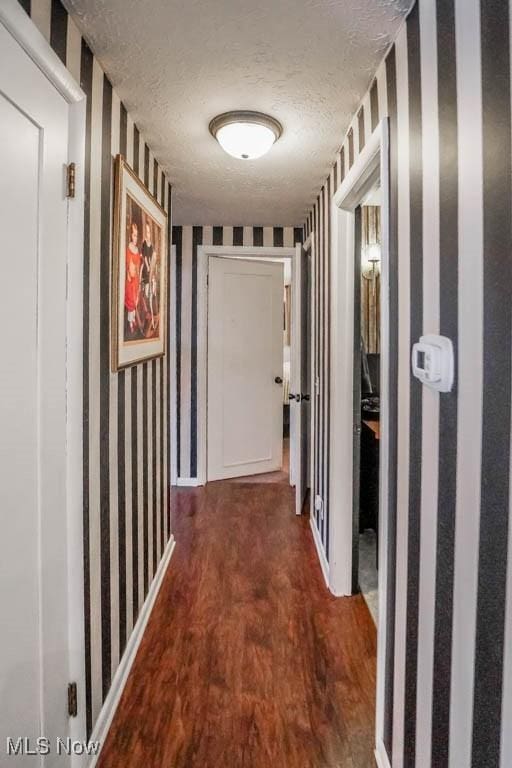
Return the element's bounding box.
[291,243,310,515]
[0,20,71,766]
[208,257,284,481]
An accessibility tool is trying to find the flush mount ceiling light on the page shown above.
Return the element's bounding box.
[209,111,282,160]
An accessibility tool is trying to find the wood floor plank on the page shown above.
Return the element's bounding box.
[97,481,377,768]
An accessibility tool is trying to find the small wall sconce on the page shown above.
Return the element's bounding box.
[362,243,381,278]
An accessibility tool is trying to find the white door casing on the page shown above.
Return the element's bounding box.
[0,2,86,763]
[0,19,70,762]
[207,257,284,481]
[330,120,390,761]
[178,244,296,487]
[291,243,310,515]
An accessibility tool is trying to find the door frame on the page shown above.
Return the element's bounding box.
[330,119,390,761]
[303,231,328,582]
[191,245,297,486]
[301,233,315,522]
[170,244,178,485]
[0,0,87,751]
[206,256,285,482]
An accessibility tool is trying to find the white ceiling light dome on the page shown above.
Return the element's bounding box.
[209,111,282,160]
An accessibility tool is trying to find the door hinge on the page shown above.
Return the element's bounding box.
[68,682,78,718]
[66,162,76,199]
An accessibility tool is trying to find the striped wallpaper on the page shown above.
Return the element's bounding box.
[19,0,173,739]
[305,174,331,562]
[171,225,303,481]
[303,0,512,766]
[16,0,512,765]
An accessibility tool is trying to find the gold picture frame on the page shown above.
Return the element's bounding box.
[111,154,168,371]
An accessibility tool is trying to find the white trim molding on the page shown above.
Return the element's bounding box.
[306,234,316,526]
[330,119,390,756]
[195,244,296,486]
[67,96,88,755]
[310,517,330,588]
[375,740,392,768]
[170,245,178,485]
[0,0,83,104]
[87,536,176,767]
[175,477,203,488]
[329,124,385,596]
[0,4,88,760]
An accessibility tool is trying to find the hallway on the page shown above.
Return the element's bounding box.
[97,482,377,768]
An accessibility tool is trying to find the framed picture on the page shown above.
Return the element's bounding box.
[112,155,168,370]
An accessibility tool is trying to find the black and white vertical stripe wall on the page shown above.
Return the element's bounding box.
[303,0,512,766]
[16,0,512,765]
[18,0,173,739]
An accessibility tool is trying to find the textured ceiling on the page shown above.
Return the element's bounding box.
[64,0,411,224]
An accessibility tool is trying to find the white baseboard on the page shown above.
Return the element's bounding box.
[175,477,202,487]
[86,535,176,767]
[375,740,391,768]
[309,516,330,588]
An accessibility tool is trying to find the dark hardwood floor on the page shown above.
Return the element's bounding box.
[97,481,377,768]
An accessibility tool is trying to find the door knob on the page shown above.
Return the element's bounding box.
[274,376,283,384]
[301,393,310,402]
[288,393,298,401]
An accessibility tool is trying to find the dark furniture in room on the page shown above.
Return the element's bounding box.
[360,420,379,534]
[359,353,380,567]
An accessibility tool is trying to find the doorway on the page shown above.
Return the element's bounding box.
[330,120,390,764]
[355,195,382,624]
[0,3,86,758]
[207,256,285,481]
[193,244,310,514]
[212,254,294,486]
